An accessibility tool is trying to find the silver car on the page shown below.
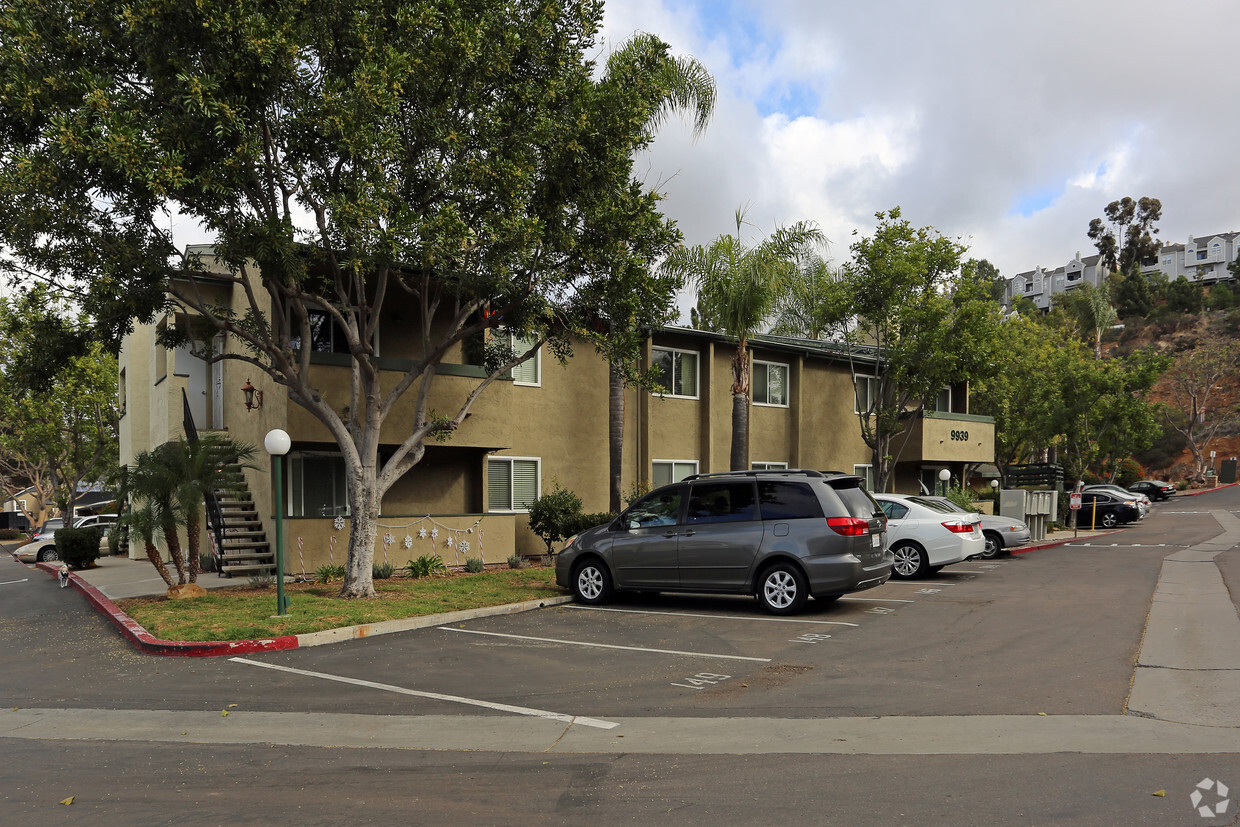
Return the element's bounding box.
[872,494,984,578]
[555,469,892,615]
[922,496,1031,558]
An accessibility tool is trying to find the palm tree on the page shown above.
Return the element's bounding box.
[771,251,847,340]
[124,433,254,586]
[1077,282,1117,360]
[662,210,824,469]
[599,34,715,513]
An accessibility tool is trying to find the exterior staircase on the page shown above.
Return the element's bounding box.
[211,462,276,577]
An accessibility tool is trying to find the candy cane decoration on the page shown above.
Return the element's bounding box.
[297,536,306,578]
[329,535,336,565]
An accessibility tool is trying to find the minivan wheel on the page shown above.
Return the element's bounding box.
[980,531,1002,559]
[891,542,929,578]
[37,547,58,563]
[757,562,807,615]
[572,559,613,606]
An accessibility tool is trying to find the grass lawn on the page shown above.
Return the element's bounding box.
[116,566,565,641]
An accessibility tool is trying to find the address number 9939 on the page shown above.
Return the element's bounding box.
[949,429,969,441]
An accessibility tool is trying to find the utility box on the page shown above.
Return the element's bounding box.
[1000,489,1053,541]
[1222,458,1238,485]
[998,489,1027,521]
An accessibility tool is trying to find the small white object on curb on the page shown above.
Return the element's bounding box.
[295,595,575,648]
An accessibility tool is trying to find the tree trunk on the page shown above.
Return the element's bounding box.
[339,468,380,599]
[162,521,186,585]
[608,360,624,514]
[144,541,175,588]
[185,513,201,584]
[730,392,748,471]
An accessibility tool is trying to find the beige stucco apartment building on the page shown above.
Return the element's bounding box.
[118,259,995,572]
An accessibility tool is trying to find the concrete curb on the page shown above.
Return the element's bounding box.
[1179,482,1238,496]
[1009,530,1122,555]
[32,560,573,657]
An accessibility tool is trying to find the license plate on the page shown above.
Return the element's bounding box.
[871,533,881,547]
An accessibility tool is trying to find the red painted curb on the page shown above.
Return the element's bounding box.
[35,562,299,657]
[1178,482,1238,496]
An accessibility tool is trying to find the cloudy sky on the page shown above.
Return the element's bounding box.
[598,0,1240,296]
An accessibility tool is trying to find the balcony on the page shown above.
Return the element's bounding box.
[895,410,995,464]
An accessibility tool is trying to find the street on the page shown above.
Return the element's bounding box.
[3,487,1240,825]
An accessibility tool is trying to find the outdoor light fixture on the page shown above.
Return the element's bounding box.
[242,379,263,412]
[265,429,291,616]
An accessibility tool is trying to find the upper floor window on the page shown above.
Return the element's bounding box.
[752,361,788,406]
[854,374,878,414]
[935,386,952,413]
[652,347,699,398]
[509,332,540,386]
[1197,249,1209,261]
[289,453,350,517]
[487,457,540,512]
[1024,281,1034,293]
[292,308,351,354]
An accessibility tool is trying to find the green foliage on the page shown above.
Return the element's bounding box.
[1207,283,1237,310]
[405,554,447,579]
[0,0,698,600]
[526,483,585,556]
[315,564,346,583]
[57,527,103,570]
[506,554,526,570]
[1087,196,1162,278]
[372,562,396,580]
[1166,276,1204,313]
[0,528,25,541]
[464,557,485,574]
[1115,271,1154,318]
[1114,458,1145,487]
[944,485,979,513]
[247,574,275,588]
[624,480,651,507]
[563,512,618,536]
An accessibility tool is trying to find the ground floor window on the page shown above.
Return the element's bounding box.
[853,464,873,490]
[652,459,698,487]
[487,457,540,512]
[290,453,350,517]
[752,461,788,471]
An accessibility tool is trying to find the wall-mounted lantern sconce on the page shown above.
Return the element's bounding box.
[242,379,263,412]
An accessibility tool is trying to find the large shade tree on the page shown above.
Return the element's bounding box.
[0,0,687,598]
[661,210,823,470]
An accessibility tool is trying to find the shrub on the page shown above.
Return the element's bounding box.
[526,483,583,557]
[943,485,978,513]
[563,511,617,536]
[406,554,447,578]
[0,528,25,541]
[506,553,526,569]
[623,480,651,507]
[464,557,485,573]
[372,561,396,579]
[57,527,103,570]
[315,563,346,583]
[247,573,275,588]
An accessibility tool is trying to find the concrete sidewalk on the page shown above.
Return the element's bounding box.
[47,553,245,601]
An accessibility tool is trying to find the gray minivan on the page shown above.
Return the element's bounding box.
[555,469,892,615]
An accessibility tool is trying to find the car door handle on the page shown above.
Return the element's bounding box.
[680,530,695,537]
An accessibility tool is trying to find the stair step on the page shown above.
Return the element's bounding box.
[221,563,277,573]
[222,550,274,561]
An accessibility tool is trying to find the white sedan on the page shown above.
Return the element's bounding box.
[873,494,984,578]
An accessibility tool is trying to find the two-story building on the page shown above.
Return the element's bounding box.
[118,253,995,573]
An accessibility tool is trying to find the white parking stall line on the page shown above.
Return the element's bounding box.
[838,596,915,603]
[943,570,987,575]
[440,627,771,663]
[230,657,618,730]
[878,580,957,586]
[0,578,28,586]
[566,605,858,626]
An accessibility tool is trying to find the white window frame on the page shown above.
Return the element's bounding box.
[651,346,700,399]
[508,331,541,387]
[486,456,541,513]
[752,360,789,407]
[752,461,788,471]
[651,459,698,487]
[853,464,873,490]
[935,386,952,413]
[854,374,878,414]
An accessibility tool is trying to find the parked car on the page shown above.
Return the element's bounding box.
[1128,480,1175,501]
[1076,492,1140,528]
[555,469,892,615]
[12,514,118,563]
[921,496,1031,559]
[1083,485,1149,517]
[871,494,984,578]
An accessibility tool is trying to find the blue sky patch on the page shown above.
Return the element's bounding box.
[1010,186,1060,217]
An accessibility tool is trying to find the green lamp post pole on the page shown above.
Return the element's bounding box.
[264,429,291,616]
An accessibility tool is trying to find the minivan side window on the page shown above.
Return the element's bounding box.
[623,488,684,529]
[686,482,758,524]
[757,481,824,520]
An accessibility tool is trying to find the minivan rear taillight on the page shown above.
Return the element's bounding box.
[827,517,870,536]
[941,520,976,534]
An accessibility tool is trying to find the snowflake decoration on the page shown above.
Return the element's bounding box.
[444,537,455,550]
[383,532,394,547]
[403,534,413,549]
[417,527,427,539]
[430,528,439,541]
[333,516,345,531]
[458,540,470,555]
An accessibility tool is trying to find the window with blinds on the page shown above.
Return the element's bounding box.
[509,332,540,386]
[487,457,540,511]
[651,460,697,488]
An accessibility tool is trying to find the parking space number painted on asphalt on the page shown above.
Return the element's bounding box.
[672,672,731,690]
